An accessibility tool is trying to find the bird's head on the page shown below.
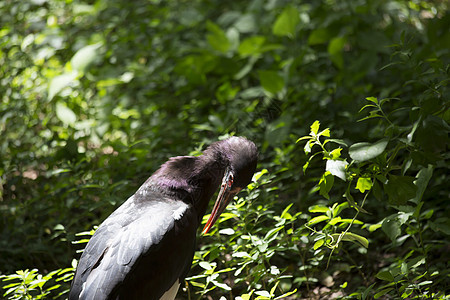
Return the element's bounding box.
[202,136,258,234]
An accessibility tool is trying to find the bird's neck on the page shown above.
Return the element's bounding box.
[148,155,226,221]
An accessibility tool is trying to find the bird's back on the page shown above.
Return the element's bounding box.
[69,187,198,300]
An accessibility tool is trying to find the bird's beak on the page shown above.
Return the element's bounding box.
[202,174,241,234]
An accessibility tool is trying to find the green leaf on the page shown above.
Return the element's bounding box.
[313,239,324,250]
[234,14,257,33]
[308,28,330,45]
[333,232,369,248]
[366,97,379,104]
[374,288,393,299]
[270,281,279,295]
[355,177,372,193]
[368,224,382,232]
[232,251,251,258]
[349,139,389,162]
[308,215,329,226]
[258,70,285,94]
[53,224,65,231]
[216,81,239,102]
[206,21,230,53]
[199,261,214,270]
[280,203,294,219]
[272,6,300,38]
[328,36,346,68]
[332,202,349,217]
[358,104,378,113]
[429,218,450,235]
[71,42,102,72]
[329,148,342,159]
[212,280,231,290]
[328,37,346,55]
[296,136,312,143]
[48,72,78,100]
[329,217,342,225]
[255,290,271,299]
[309,205,329,213]
[382,214,407,241]
[319,128,330,137]
[310,120,320,135]
[362,283,376,300]
[239,293,252,300]
[238,36,266,57]
[304,140,312,154]
[218,228,235,235]
[344,186,369,213]
[384,175,417,205]
[376,271,394,282]
[275,289,297,300]
[319,172,334,199]
[55,102,76,125]
[302,160,309,173]
[411,165,433,204]
[326,139,348,147]
[326,159,348,181]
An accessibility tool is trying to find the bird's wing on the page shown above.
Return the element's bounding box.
[69,192,190,300]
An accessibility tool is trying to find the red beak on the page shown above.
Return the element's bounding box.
[202,184,241,234]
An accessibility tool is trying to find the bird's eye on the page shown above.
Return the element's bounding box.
[227,173,234,189]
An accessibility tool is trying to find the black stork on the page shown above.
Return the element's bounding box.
[69,136,258,300]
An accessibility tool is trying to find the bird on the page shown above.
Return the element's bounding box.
[69,136,258,300]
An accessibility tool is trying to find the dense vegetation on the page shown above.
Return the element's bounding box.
[1,0,448,299]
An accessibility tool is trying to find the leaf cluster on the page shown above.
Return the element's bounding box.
[1,0,449,299]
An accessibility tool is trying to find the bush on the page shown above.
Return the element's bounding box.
[1,0,448,299]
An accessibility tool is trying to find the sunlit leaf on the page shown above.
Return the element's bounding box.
[218,228,235,235]
[255,290,271,298]
[349,139,389,162]
[310,121,320,135]
[314,239,324,250]
[55,102,76,125]
[326,159,347,181]
[275,289,297,300]
[329,148,342,159]
[356,177,372,193]
[212,280,231,290]
[319,128,330,137]
[199,261,214,270]
[332,232,369,248]
[272,6,300,38]
[71,42,102,72]
[48,72,78,100]
[309,205,329,213]
[308,215,329,226]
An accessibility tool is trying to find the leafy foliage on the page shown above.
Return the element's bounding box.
[1,0,449,299]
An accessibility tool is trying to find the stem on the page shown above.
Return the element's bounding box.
[417,211,431,287]
[378,104,393,126]
[298,247,310,295]
[186,280,191,300]
[335,191,370,247]
[342,248,368,286]
[386,143,402,170]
